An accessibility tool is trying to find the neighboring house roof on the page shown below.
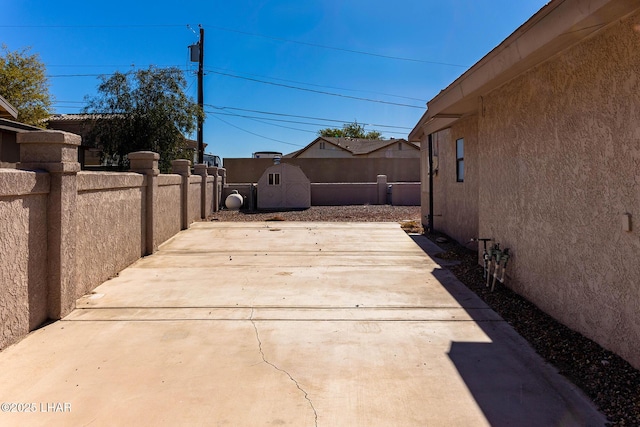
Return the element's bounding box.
[46,113,118,123]
[0,95,18,119]
[287,137,417,158]
[283,149,303,158]
[0,117,42,132]
[409,0,640,140]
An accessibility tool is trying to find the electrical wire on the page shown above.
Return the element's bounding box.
[47,66,425,105]
[203,24,469,68]
[211,115,304,147]
[1,23,467,68]
[209,69,424,109]
[207,66,427,103]
[206,110,401,135]
[205,105,413,129]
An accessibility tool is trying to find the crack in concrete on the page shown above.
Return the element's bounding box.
[250,308,318,427]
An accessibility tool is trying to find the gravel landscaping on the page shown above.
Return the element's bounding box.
[209,205,422,223]
[208,205,639,426]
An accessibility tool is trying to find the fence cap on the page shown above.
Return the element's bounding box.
[17,130,81,146]
[128,151,160,160]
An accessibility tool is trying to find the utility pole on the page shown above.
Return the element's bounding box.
[197,26,204,164]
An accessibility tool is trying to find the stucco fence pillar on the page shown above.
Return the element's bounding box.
[377,174,388,205]
[207,166,221,212]
[171,159,191,229]
[193,164,210,219]
[219,168,227,187]
[17,130,80,320]
[129,151,160,255]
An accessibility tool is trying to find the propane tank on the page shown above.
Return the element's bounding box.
[225,190,243,210]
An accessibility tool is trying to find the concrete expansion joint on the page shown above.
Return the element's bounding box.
[249,308,318,426]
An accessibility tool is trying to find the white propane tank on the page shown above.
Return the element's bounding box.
[225,190,243,210]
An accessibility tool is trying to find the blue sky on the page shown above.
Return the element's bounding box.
[1,1,548,159]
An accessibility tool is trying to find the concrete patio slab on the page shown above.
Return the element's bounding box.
[0,222,606,426]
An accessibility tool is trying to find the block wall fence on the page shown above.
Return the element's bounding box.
[0,130,225,350]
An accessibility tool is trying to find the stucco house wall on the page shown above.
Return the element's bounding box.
[429,118,479,245]
[476,9,640,368]
[0,130,19,166]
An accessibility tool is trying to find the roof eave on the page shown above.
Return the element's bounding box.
[0,95,18,119]
[423,0,640,132]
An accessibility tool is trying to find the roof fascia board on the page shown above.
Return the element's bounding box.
[0,95,18,119]
[365,139,417,155]
[427,0,640,118]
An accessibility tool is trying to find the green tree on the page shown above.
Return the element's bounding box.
[318,121,383,140]
[0,45,52,126]
[83,66,203,172]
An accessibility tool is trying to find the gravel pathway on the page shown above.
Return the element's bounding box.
[207,205,639,426]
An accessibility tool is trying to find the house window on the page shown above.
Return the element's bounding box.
[456,138,464,182]
[268,173,281,186]
[398,142,403,150]
[319,141,326,149]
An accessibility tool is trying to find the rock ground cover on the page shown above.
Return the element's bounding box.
[208,205,639,426]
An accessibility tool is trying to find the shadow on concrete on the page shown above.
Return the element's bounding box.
[410,234,606,426]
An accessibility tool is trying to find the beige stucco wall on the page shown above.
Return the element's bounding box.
[0,170,49,349]
[188,175,202,224]
[157,175,182,245]
[1,152,214,351]
[310,183,378,206]
[425,118,479,245]
[75,172,146,298]
[477,10,640,368]
[391,183,420,206]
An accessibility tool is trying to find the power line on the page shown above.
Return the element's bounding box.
[0,24,183,28]
[208,67,426,103]
[49,98,412,131]
[207,111,407,138]
[213,110,318,135]
[203,24,469,68]
[47,67,425,104]
[209,70,425,109]
[205,105,413,129]
[1,23,468,68]
[46,69,426,109]
[211,116,304,147]
[208,110,407,140]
